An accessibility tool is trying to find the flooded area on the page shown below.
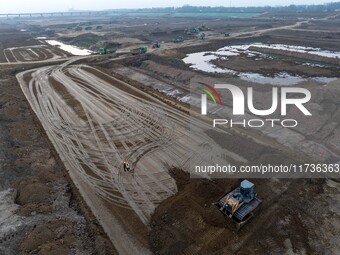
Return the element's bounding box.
[183,43,340,85]
[46,40,93,56]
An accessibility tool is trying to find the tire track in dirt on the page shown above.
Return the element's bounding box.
[3,45,67,63]
[17,64,228,225]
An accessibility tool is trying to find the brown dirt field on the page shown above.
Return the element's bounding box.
[50,47,69,57]
[3,49,15,62]
[82,28,340,253]
[265,30,340,51]
[2,14,340,254]
[32,48,47,59]
[7,46,67,62]
[296,20,340,32]
[0,64,117,254]
[150,169,335,255]
[249,46,340,66]
[204,129,301,165]
[0,30,41,62]
[212,54,340,78]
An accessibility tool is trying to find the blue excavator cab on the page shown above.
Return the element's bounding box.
[240,179,255,203]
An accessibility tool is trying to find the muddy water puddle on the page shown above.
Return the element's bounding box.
[183,43,340,85]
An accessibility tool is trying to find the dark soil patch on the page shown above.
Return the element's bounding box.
[150,169,324,255]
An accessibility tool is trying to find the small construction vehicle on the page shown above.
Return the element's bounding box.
[99,48,117,55]
[131,46,148,55]
[152,40,160,48]
[198,25,210,31]
[200,33,206,40]
[173,35,184,43]
[190,28,200,34]
[215,180,262,229]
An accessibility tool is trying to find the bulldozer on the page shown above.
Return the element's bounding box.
[215,180,262,229]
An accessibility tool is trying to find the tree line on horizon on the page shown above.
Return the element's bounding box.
[108,2,340,13]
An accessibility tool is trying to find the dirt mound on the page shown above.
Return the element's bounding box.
[21,221,78,254]
[15,178,50,205]
[150,169,239,254]
[141,60,194,84]
[102,42,121,49]
[168,167,189,191]
[59,33,103,49]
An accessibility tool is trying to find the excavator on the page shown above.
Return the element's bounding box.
[215,180,262,229]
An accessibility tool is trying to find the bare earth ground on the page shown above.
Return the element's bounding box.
[150,170,340,255]
[87,16,340,253]
[94,54,340,253]
[0,13,340,255]
[0,65,116,253]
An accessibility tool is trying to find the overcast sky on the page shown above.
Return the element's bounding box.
[1,0,333,13]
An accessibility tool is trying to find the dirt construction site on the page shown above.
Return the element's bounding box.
[0,9,340,255]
